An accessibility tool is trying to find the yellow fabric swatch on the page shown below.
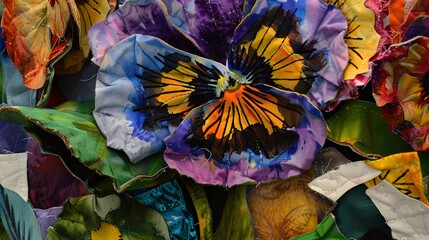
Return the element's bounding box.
[365,152,429,205]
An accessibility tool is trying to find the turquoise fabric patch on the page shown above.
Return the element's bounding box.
[129,179,197,240]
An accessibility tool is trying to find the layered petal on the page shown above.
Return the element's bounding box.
[2,0,71,89]
[230,0,348,108]
[88,0,201,66]
[325,0,380,81]
[372,36,429,150]
[164,85,326,187]
[55,0,116,74]
[364,0,391,50]
[95,34,227,162]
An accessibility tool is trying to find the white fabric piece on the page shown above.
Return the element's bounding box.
[308,161,381,201]
[366,180,429,240]
[93,112,168,163]
[0,152,28,201]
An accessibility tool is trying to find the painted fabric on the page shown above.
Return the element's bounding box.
[1,0,115,91]
[366,180,429,239]
[308,161,381,202]
[94,0,348,186]
[2,0,429,239]
[372,35,429,150]
[247,171,336,239]
[0,152,28,201]
[365,151,429,205]
[129,180,197,240]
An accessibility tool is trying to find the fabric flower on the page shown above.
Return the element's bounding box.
[1,0,115,89]
[372,24,429,150]
[94,0,348,186]
[323,0,381,111]
[324,0,380,81]
[365,0,429,48]
[364,0,391,50]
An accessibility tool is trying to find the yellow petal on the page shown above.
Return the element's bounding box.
[91,222,122,240]
[365,152,429,205]
[56,0,116,74]
[324,0,381,80]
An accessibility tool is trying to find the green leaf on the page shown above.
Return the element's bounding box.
[292,214,346,240]
[107,195,169,240]
[0,101,173,191]
[47,195,100,240]
[326,100,413,158]
[47,194,170,240]
[0,220,10,240]
[181,179,213,240]
[213,185,256,240]
[418,151,429,177]
[93,194,121,219]
[0,186,42,240]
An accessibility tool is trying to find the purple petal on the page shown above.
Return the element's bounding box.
[402,16,429,42]
[88,0,200,66]
[34,207,63,240]
[162,0,245,63]
[0,120,29,154]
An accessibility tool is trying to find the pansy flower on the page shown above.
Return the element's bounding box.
[372,17,429,150]
[93,0,348,186]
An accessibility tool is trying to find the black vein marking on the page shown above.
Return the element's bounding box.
[186,85,303,160]
[135,53,219,128]
[228,5,319,93]
[374,168,419,198]
[75,0,102,33]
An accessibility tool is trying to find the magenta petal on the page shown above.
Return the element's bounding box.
[88,0,201,66]
[364,0,392,51]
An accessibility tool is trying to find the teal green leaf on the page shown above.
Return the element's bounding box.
[181,179,213,240]
[213,185,256,240]
[0,220,10,240]
[292,214,346,240]
[0,101,173,191]
[0,186,42,240]
[47,194,169,240]
[326,100,413,158]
